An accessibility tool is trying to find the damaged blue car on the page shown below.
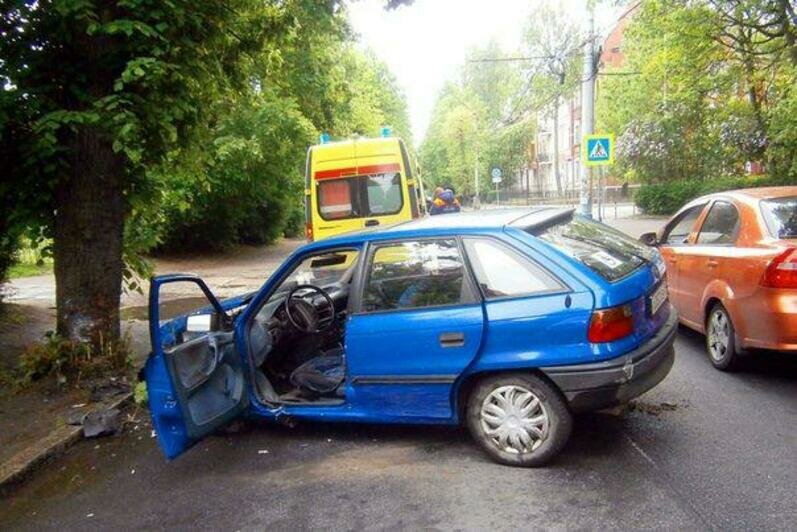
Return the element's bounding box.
[144,208,676,467]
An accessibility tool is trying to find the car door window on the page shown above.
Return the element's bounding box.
[697,201,740,245]
[362,239,472,312]
[662,203,706,245]
[463,238,564,298]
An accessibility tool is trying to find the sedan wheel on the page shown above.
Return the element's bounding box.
[480,385,549,454]
[467,373,571,467]
[706,304,739,371]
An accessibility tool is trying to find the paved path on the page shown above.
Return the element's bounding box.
[3,238,305,307]
[2,329,795,530]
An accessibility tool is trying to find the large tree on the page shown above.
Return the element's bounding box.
[598,0,796,182]
[0,0,290,346]
[1,0,413,355]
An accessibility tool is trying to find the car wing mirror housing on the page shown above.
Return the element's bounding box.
[639,232,659,247]
[186,314,213,333]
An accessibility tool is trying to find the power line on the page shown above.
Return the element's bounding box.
[467,55,576,63]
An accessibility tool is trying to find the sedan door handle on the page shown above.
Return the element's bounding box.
[439,332,465,348]
[707,259,719,268]
[364,219,380,227]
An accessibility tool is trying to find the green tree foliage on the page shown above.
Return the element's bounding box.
[147,43,413,252]
[419,4,583,199]
[419,42,533,198]
[2,0,283,342]
[0,0,412,351]
[598,0,797,184]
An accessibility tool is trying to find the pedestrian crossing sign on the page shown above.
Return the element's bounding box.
[584,134,615,166]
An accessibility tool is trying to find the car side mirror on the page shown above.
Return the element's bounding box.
[639,232,659,247]
[186,314,213,333]
[185,312,229,333]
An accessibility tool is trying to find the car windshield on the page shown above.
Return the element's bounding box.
[267,250,359,302]
[531,214,655,282]
[760,196,797,239]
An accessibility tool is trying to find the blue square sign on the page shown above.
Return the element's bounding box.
[584,134,615,166]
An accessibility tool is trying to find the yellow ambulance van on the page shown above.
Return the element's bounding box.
[304,133,425,241]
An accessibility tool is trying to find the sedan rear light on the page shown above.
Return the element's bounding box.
[761,248,797,288]
[588,304,634,343]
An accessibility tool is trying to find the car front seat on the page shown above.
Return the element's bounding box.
[290,347,345,396]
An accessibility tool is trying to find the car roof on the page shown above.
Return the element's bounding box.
[311,207,574,248]
[698,186,797,205]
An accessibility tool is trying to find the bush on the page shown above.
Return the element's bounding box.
[635,175,794,215]
[14,330,130,387]
[282,201,305,239]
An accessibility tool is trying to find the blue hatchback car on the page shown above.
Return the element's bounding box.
[144,208,676,467]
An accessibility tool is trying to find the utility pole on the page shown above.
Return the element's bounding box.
[579,3,596,218]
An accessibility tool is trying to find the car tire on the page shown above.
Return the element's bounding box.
[466,373,572,467]
[705,303,741,371]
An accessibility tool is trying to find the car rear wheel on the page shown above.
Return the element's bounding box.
[466,373,572,467]
[706,303,740,371]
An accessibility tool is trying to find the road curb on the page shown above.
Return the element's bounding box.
[0,392,133,492]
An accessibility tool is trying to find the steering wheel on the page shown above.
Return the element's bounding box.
[285,284,337,333]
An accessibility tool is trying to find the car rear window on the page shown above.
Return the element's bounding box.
[760,196,797,239]
[317,173,403,220]
[530,214,655,282]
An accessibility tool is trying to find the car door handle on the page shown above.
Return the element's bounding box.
[439,332,465,348]
[707,259,719,268]
[364,219,380,227]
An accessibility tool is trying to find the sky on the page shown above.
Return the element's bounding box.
[347,0,624,146]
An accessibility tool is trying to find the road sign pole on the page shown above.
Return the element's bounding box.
[579,3,596,218]
[490,167,503,207]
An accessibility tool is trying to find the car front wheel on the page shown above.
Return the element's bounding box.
[466,373,572,467]
[706,303,740,371]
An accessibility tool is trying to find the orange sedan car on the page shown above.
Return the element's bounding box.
[640,186,797,370]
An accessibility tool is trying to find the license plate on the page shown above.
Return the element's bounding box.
[648,282,668,316]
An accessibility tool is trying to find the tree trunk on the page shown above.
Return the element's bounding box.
[552,97,563,197]
[54,126,126,346]
[776,0,797,67]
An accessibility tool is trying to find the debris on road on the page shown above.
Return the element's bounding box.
[629,400,683,416]
[82,408,121,438]
[89,378,130,403]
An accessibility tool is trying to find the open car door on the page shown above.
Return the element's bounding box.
[144,275,249,459]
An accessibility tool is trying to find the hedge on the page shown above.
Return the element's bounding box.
[634,175,794,215]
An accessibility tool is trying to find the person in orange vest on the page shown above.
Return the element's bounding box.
[430,186,461,215]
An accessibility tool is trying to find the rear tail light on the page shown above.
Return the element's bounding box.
[305,222,314,242]
[588,304,634,343]
[761,248,797,288]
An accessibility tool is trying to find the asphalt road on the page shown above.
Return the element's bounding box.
[2,327,795,531]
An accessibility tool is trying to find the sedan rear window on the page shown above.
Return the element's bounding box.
[530,215,655,282]
[761,196,797,239]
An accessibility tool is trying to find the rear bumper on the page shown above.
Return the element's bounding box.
[736,288,797,351]
[541,306,678,412]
